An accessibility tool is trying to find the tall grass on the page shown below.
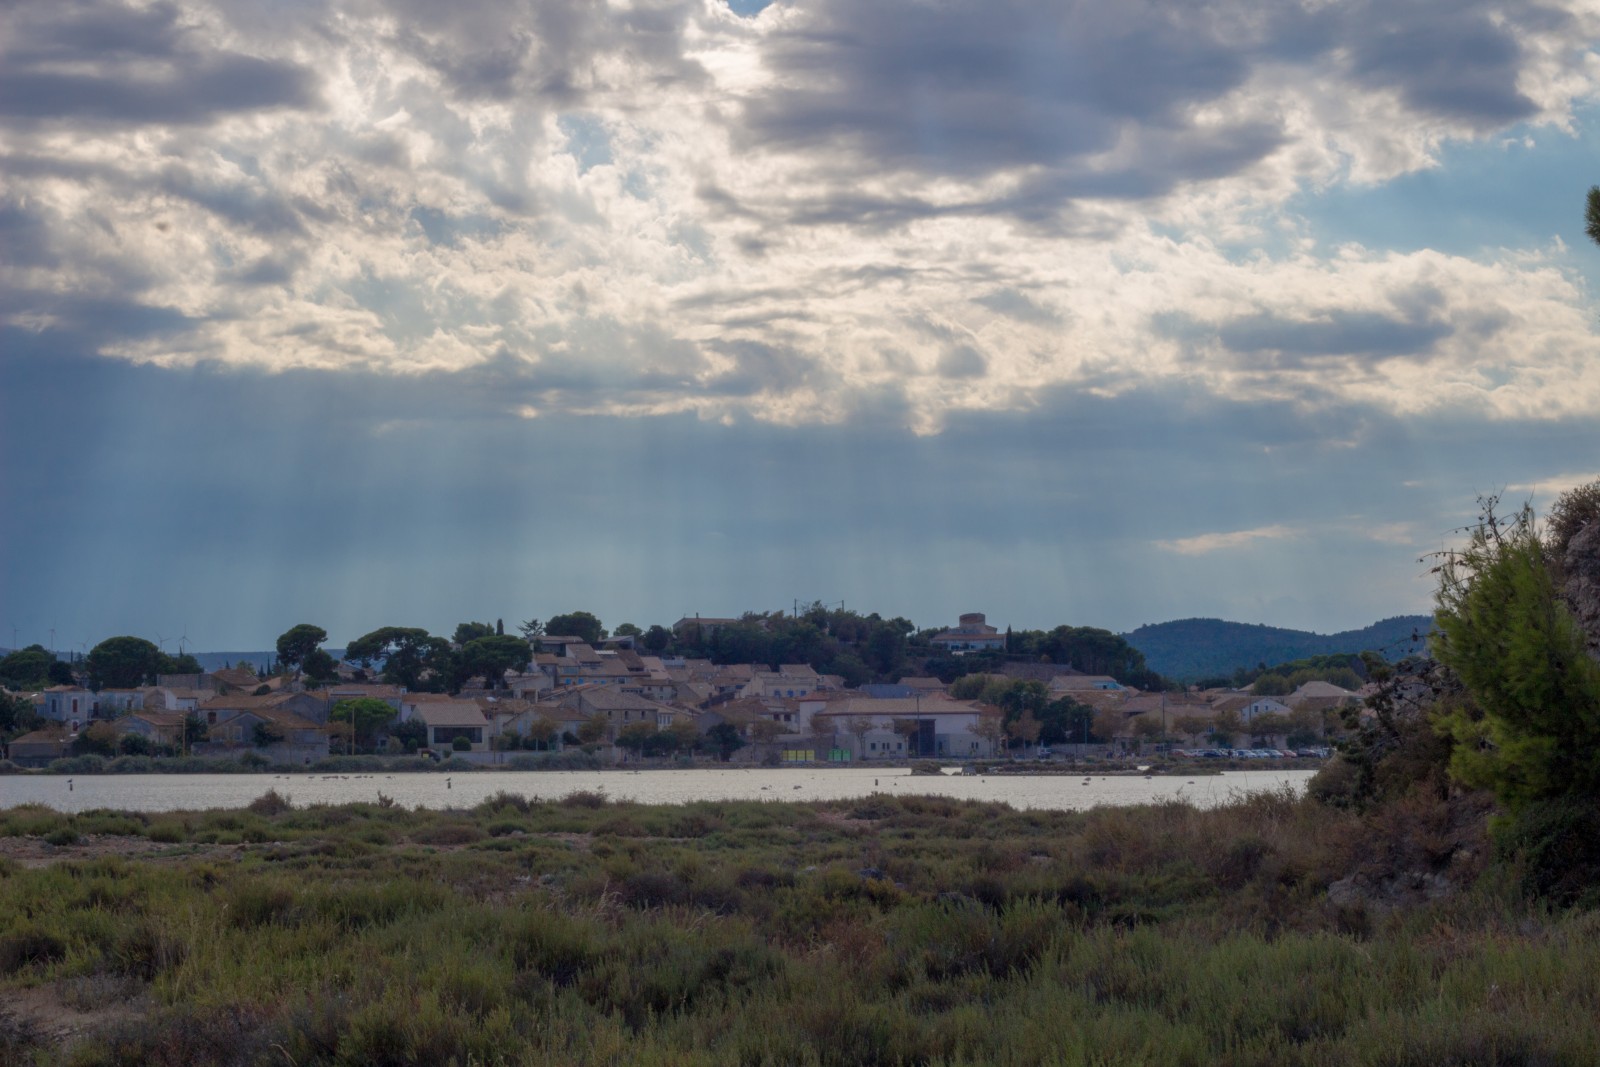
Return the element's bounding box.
[0,788,1591,1064]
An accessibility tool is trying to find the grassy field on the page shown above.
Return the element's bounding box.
[1,785,1596,1066]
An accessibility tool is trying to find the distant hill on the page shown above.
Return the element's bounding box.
[1122,615,1433,682]
[190,650,347,672]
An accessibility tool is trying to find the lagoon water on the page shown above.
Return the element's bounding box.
[0,767,1317,814]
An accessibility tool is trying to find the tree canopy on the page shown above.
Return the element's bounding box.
[275,624,328,675]
[0,645,58,689]
[85,636,165,689]
[1433,497,1600,809]
[330,697,398,747]
[455,635,532,689]
[544,612,606,645]
[345,627,454,691]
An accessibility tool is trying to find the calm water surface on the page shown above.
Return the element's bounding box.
[0,767,1316,814]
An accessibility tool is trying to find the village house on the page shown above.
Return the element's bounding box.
[194,706,328,765]
[928,613,1006,653]
[811,696,1000,759]
[5,728,70,768]
[110,711,187,749]
[400,696,488,752]
[41,686,94,728]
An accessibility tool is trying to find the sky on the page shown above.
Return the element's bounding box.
[3,0,1600,653]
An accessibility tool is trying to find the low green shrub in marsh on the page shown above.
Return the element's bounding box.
[0,925,66,975]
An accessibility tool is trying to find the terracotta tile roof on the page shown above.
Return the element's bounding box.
[411,702,488,728]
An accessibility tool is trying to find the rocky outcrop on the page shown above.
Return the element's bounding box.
[1559,520,1600,658]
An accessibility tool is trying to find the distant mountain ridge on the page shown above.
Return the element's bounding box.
[1122,615,1433,682]
[189,650,347,673]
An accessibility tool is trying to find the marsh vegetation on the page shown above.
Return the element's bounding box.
[0,778,1596,1066]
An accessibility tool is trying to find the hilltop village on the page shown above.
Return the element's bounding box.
[0,610,1364,769]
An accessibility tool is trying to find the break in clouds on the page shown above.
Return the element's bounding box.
[3,0,1599,431]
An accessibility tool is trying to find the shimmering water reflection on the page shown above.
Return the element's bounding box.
[0,767,1317,814]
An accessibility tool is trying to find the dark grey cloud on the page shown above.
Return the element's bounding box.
[377,0,706,104]
[0,0,318,126]
[1217,310,1455,366]
[727,0,1564,228]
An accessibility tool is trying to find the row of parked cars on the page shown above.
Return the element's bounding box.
[1176,748,1331,760]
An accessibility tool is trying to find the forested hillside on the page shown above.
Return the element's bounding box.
[1123,615,1432,681]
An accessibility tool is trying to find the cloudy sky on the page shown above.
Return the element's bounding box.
[3,0,1599,652]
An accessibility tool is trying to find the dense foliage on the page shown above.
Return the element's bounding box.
[1433,500,1600,810]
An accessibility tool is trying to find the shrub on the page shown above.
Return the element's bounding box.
[45,826,80,847]
[246,788,294,816]
[451,736,471,752]
[412,823,486,846]
[476,790,532,816]
[0,926,66,975]
[1495,797,1600,907]
[146,820,187,844]
[560,790,608,809]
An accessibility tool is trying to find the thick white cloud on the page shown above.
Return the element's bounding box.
[3,0,1599,430]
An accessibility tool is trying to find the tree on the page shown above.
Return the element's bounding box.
[1249,712,1291,744]
[576,712,609,746]
[253,721,286,748]
[391,718,428,754]
[616,721,656,760]
[71,722,120,757]
[750,718,785,757]
[864,622,907,677]
[523,715,560,752]
[666,719,700,755]
[846,715,875,758]
[345,627,454,691]
[890,717,922,757]
[544,612,605,645]
[613,622,643,638]
[1007,710,1043,755]
[0,645,55,689]
[275,624,328,675]
[826,652,871,688]
[1251,673,1290,696]
[330,698,397,749]
[1174,714,1212,744]
[1587,185,1600,247]
[1091,707,1123,746]
[1432,498,1600,809]
[453,621,495,645]
[85,636,164,689]
[302,648,339,686]
[518,619,544,641]
[161,653,203,676]
[973,713,1006,756]
[705,722,746,762]
[642,625,672,653]
[454,635,532,690]
[47,660,75,686]
[0,690,42,739]
[809,714,837,752]
[1129,715,1164,751]
[1210,709,1244,748]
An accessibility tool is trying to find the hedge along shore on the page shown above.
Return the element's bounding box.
[2,785,1598,1066]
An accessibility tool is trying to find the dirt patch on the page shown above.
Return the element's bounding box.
[4,980,150,1049]
[0,834,246,868]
